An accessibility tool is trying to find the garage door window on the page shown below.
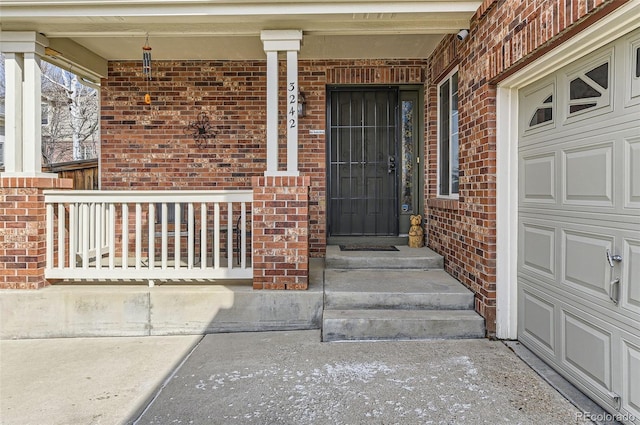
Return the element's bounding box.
[568,58,610,115]
[530,94,554,127]
[632,40,640,100]
[438,69,459,196]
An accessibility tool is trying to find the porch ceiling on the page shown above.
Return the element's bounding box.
[0,1,480,60]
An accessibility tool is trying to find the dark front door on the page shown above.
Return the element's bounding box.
[328,88,398,236]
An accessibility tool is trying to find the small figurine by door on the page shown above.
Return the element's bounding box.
[408,214,424,248]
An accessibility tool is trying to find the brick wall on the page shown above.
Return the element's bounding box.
[426,0,627,334]
[0,177,73,289]
[101,59,428,257]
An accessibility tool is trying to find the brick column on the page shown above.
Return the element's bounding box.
[0,177,73,289]
[252,176,310,290]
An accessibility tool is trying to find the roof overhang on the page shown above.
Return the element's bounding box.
[0,1,480,66]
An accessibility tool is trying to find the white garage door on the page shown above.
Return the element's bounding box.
[518,28,640,424]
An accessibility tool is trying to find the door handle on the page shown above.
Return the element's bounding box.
[606,249,622,267]
[609,277,620,305]
[388,156,396,174]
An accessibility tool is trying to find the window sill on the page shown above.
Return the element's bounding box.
[427,197,460,211]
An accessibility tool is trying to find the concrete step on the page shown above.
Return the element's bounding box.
[325,245,443,270]
[324,269,475,310]
[322,309,486,342]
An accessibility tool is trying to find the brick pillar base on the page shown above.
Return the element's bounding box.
[252,176,310,290]
[0,177,73,289]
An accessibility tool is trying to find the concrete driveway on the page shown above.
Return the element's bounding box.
[133,331,592,425]
[1,331,598,425]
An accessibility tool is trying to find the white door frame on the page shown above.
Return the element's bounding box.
[495,1,640,339]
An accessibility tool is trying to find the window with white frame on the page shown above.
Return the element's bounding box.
[438,69,459,196]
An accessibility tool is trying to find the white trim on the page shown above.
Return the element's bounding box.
[46,38,108,79]
[260,30,303,52]
[261,30,302,177]
[265,50,279,174]
[1,46,55,178]
[495,85,518,339]
[0,31,48,55]
[1,2,482,18]
[436,66,459,197]
[286,50,299,174]
[495,0,640,339]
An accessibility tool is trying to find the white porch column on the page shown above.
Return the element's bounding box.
[0,32,54,177]
[260,30,303,177]
[286,50,299,173]
[3,53,24,174]
[265,50,279,174]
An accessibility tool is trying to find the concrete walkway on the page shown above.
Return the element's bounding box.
[1,331,595,425]
[0,335,201,425]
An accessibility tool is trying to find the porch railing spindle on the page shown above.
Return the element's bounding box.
[241,202,247,269]
[188,203,194,269]
[82,203,90,269]
[135,203,142,269]
[148,203,155,270]
[200,203,207,269]
[214,203,220,269]
[227,202,233,269]
[108,203,116,269]
[57,203,65,269]
[122,203,129,269]
[69,204,77,269]
[95,203,102,270]
[174,202,181,269]
[161,203,168,269]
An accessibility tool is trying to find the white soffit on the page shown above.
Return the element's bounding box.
[0,0,478,60]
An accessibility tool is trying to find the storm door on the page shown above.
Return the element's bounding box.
[328,88,398,236]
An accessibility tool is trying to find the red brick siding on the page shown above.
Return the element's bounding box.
[0,177,73,289]
[101,59,428,257]
[426,0,627,334]
[252,176,310,290]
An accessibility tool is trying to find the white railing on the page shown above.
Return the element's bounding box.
[44,190,253,282]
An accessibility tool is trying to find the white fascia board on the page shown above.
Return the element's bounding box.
[0,2,482,18]
[0,31,48,55]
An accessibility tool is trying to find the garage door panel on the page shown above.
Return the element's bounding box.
[622,337,640,420]
[562,311,612,392]
[520,288,556,355]
[622,238,640,315]
[521,223,556,278]
[519,30,640,425]
[627,136,640,208]
[522,154,556,203]
[563,143,614,207]
[563,230,614,299]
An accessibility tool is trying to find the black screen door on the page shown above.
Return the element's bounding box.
[328,88,398,236]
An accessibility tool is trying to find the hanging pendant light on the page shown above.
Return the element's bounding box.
[142,34,152,104]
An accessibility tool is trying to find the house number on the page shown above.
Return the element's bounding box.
[288,81,297,128]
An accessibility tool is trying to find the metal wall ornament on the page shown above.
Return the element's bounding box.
[184,112,218,148]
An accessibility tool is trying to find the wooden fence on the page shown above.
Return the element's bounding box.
[43,158,99,190]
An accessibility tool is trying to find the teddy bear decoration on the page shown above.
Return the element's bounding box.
[408,214,424,248]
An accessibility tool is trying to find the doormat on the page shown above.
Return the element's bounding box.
[339,245,399,252]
